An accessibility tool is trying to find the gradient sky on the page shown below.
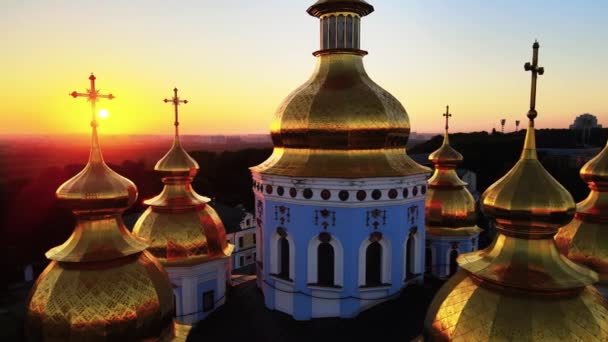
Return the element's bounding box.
[1,0,607,135]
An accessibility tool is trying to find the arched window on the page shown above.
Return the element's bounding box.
[365,241,382,286]
[425,246,433,274]
[405,234,416,279]
[449,249,459,276]
[278,236,290,279]
[317,242,335,286]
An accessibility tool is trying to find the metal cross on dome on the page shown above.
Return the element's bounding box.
[70,73,115,126]
[443,105,452,131]
[164,87,188,133]
[524,40,544,120]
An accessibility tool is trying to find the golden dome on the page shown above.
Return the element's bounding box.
[56,127,137,213]
[423,271,608,341]
[49,127,149,263]
[425,113,480,237]
[481,122,576,237]
[133,98,232,266]
[155,138,199,176]
[428,135,463,166]
[26,252,176,341]
[422,42,608,341]
[26,76,177,341]
[133,203,232,266]
[556,140,608,285]
[253,2,430,178]
[307,0,374,17]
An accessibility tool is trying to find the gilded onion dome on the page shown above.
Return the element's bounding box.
[252,0,430,178]
[422,43,608,341]
[133,88,233,267]
[556,139,608,285]
[25,75,178,341]
[425,106,481,237]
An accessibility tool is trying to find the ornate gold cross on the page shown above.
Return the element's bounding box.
[164,87,188,134]
[70,73,114,127]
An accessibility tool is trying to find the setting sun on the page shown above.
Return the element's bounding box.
[98,109,109,120]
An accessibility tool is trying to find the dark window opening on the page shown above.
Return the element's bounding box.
[425,247,433,274]
[406,235,416,278]
[278,237,290,279]
[365,241,382,286]
[449,249,459,276]
[317,242,335,286]
[203,291,215,312]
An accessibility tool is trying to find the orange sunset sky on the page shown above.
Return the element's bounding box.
[1,0,607,136]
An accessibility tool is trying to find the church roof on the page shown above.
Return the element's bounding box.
[556,138,608,285]
[423,42,608,341]
[133,90,233,267]
[425,109,480,236]
[252,0,430,178]
[25,75,176,341]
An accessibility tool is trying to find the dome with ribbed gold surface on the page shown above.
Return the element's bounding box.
[425,107,481,278]
[133,89,232,323]
[426,107,479,235]
[421,43,608,341]
[252,0,428,178]
[25,75,178,341]
[133,90,232,266]
[556,139,608,291]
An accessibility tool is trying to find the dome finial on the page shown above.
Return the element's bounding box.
[442,105,452,144]
[156,87,198,174]
[163,86,188,138]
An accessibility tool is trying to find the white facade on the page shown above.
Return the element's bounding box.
[167,257,230,324]
[226,212,257,270]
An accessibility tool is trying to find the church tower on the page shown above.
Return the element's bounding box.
[133,88,233,324]
[421,42,608,341]
[251,0,431,320]
[555,138,608,297]
[425,106,481,279]
[25,74,180,341]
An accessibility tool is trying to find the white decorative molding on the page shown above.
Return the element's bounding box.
[251,172,428,207]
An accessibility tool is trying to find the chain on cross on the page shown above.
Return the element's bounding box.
[164,88,188,133]
[524,40,544,120]
[70,73,115,127]
[443,105,452,131]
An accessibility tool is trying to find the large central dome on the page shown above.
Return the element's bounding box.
[253,1,428,178]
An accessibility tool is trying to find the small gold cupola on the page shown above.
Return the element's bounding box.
[252,0,430,178]
[422,42,608,341]
[133,88,233,266]
[25,74,176,341]
[556,138,608,287]
[425,106,480,237]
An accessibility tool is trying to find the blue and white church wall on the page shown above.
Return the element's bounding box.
[425,235,479,279]
[252,173,427,320]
